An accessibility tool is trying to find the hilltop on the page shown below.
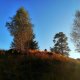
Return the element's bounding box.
[0,49,79,63]
[0,49,80,80]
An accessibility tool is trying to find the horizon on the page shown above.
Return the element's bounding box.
[0,0,80,59]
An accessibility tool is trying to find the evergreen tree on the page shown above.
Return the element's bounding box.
[11,34,39,50]
[6,7,38,52]
[50,32,70,56]
[28,34,39,50]
[71,11,80,52]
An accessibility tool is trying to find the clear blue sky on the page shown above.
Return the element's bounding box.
[0,0,80,58]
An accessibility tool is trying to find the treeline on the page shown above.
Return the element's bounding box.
[3,7,71,57]
[1,7,80,57]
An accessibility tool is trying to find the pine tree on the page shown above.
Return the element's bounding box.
[50,32,70,56]
[28,34,39,50]
[6,7,38,52]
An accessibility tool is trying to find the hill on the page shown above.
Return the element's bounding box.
[0,50,80,80]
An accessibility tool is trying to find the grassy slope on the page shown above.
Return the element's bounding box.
[0,50,80,80]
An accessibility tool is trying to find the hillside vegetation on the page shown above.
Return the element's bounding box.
[0,50,80,80]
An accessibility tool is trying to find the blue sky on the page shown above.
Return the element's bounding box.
[0,0,80,58]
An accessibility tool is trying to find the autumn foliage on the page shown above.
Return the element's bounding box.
[27,49,79,63]
[0,49,80,80]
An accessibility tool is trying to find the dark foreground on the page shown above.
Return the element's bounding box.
[0,50,80,80]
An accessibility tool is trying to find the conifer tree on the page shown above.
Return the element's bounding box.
[50,32,70,56]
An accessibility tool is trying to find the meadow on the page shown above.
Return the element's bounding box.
[0,50,80,80]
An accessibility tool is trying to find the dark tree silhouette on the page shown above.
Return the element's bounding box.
[50,32,70,56]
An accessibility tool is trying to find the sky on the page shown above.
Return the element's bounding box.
[0,0,80,59]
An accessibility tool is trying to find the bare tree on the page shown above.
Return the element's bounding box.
[71,10,80,52]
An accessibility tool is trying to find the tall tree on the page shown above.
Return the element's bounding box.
[50,32,70,56]
[71,11,80,52]
[11,34,39,50]
[6,7,38,52]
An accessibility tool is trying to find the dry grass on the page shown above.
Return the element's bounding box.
[0,49,79,64]
[28,50,80,63]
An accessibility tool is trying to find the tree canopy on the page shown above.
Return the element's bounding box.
[50,32,70,56]
[6,7,39,52]
[71,10,80,52]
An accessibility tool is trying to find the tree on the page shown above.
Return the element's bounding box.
[11,34,39,50]
[28,34,39,50]
[50,32,70,56]
[71,11,80,52]
[6,7,38,52]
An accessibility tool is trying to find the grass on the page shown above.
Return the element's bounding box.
[0,49,80,80]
